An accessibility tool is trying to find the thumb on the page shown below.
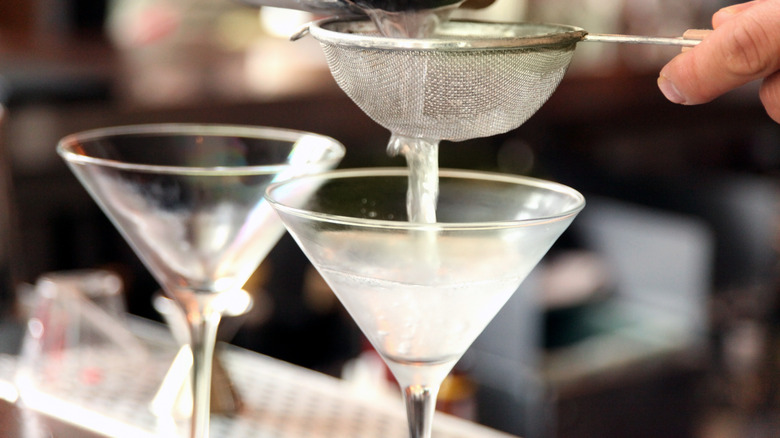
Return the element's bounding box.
[658,0,780,105]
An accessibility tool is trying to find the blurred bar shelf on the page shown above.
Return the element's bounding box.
[0,318,517,438]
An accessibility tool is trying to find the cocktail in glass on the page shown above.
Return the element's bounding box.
[57,124,345,438]
[265,167,584,438]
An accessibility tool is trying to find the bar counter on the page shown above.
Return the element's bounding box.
[0,318,517,438]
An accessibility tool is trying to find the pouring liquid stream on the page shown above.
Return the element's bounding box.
[344,0,465,38]
[388,136,439,223]
[343,1,466,224]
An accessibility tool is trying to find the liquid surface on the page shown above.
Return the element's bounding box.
[322,267,522,386]
[305,231,550,387]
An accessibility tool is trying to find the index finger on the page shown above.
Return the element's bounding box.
[712,0,769,28]
[658,0,780,104]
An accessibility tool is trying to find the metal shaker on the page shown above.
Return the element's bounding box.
[239,0,364,14]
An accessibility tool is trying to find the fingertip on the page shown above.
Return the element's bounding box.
[759,72,780,123]
[713,0,764,28]
[712,6,738,28]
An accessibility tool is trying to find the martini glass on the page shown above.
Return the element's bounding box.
[266,168,584,438]
[56,124,345,438]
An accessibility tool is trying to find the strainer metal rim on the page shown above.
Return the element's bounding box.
[305,17,587,51]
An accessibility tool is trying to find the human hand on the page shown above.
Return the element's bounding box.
[658,0,780,123]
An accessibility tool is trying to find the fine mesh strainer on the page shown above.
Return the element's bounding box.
[294,18,704,143]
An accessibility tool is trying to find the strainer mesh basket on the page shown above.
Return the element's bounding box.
[314,20,578,142]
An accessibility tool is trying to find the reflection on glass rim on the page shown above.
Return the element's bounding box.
[265,167,586,229]
[56,124,345,175]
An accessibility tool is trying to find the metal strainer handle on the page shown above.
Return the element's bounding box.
[584,29,710,47]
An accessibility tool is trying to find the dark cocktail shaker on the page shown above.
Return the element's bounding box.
[241,0,491,14]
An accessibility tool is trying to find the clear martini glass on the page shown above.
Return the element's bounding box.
[56,124,345,438]
[266,167,584,438]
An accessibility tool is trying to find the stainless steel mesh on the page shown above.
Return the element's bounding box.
[308,19,584,142]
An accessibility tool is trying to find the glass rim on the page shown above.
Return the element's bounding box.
[265,167,586,230]
[56,123,346,175]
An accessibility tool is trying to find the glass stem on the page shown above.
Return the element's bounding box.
[403,384,440,438]
[187,302,222,438]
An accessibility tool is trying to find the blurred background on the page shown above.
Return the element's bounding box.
[0,0,779,437]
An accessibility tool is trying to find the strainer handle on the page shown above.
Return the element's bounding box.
[583,29,711,47]
[290,23,313,41]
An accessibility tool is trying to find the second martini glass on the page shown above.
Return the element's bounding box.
[266,168,584,438]
[57,124,345,438]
